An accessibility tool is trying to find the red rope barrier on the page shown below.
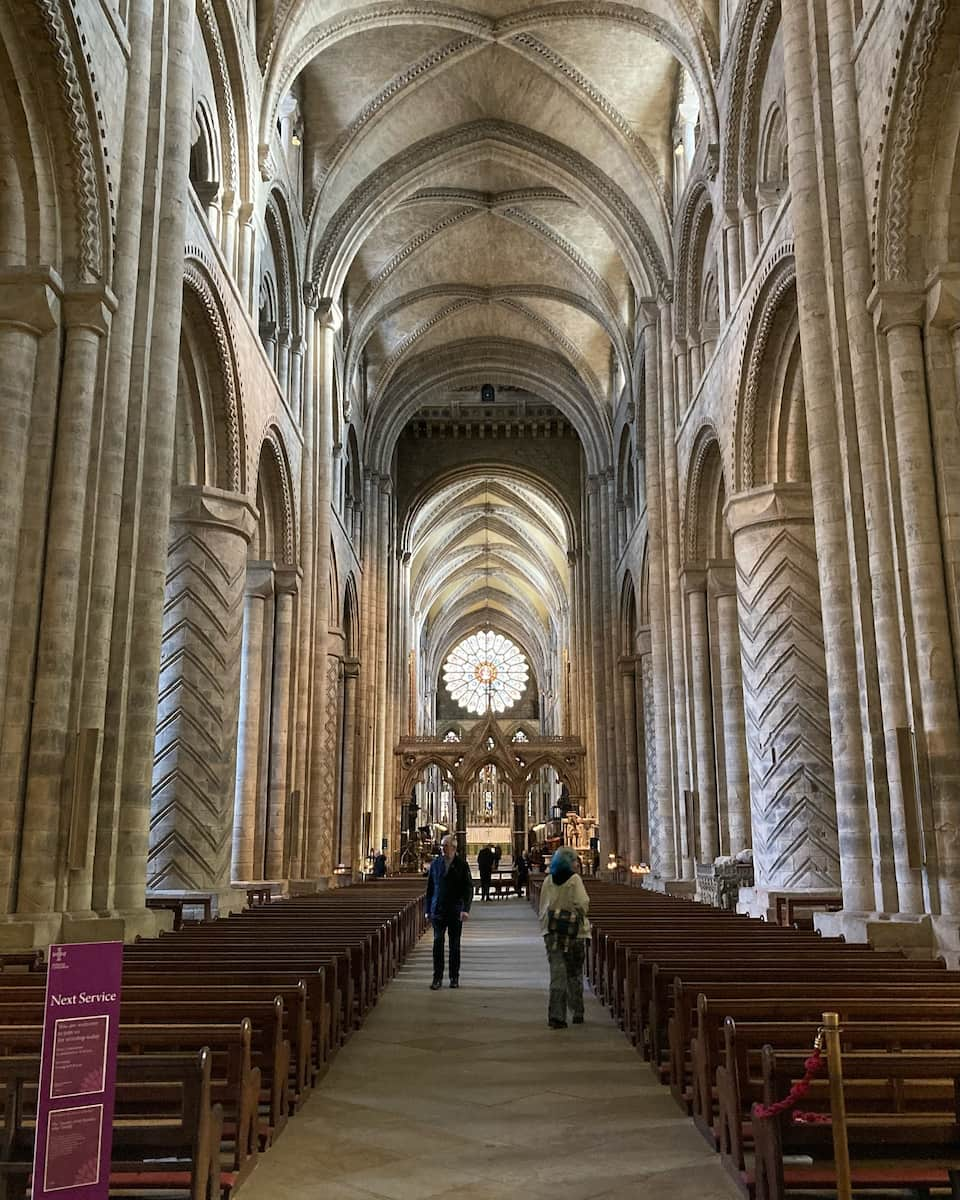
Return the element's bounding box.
[752,1045,828,1125]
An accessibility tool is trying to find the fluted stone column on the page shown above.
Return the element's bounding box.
[16,288,115,924]
[633,658,649,863]
[337,658,360,870]
[265,568,298,879]
[620,658,642,864]
[684,569,719,863]
[711,566,751,855]
[232,562,274,882]
[147,487,255,898]
[727,485,840,902]
[723,215,742,309]
[872,286,960,914]
[587,476,612,852]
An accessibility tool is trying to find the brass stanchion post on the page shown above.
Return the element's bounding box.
[823,1011,852,1200]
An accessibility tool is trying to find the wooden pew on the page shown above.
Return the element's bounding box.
[0,1049,227,1200]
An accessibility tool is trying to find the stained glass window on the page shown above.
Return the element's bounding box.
[443,630,529,715]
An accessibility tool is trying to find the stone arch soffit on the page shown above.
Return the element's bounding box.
[674,180,714,341]
[198,0,256,201]
[347,284,629,394]
[342,572,360,652]
[264,1,718,160]
[733,244,796,492]
[370,295,606,410]
[619,568,638,655]
[681,422,725,563]
[329,539,340,627]
[264,186,304,336]
[638,534,650,625]
[873,0,960,282]
[720,0,779,212]
[401,462,578,558]
[306,120,670,300]
[0,24,51,265]
[257,426,297,563]
[368,343,610,474]
[182,258,246,492]
[1,0,112,282]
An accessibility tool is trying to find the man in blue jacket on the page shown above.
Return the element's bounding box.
[425,834,473,989]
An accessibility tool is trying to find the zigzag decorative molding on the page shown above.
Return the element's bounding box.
[734,518,840,889]
[148,519,247,891]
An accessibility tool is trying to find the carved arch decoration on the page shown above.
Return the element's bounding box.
[197,0,256,209]
[2,0,114,282]
[720,0,780,213]
[674,181,715,342]
[872,0,959,281]
[395,713,586,807]
[263,184,303,342]
[342,572,360,654]
[257,425,298,565]
[732,242,796,492]
[183,252,246,493]
[681,423,728,564]
[263,3,719,161]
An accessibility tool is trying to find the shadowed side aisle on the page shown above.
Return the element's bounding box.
[237,898,742,1200]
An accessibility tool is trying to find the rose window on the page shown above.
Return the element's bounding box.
[443,631,529,714]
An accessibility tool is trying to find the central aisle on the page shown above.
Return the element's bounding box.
[239,898,742,1200]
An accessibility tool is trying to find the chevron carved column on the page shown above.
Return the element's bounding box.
[148,486,256,899]
[726,484,840,897]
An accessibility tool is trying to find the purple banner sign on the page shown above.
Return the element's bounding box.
[33,942,123,1199]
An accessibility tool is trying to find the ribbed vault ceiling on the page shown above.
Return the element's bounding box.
[271,1,717,462]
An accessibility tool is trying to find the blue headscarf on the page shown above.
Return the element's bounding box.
[549,847,578,886]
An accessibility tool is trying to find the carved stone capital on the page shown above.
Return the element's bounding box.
[244,561,275,599]
[169,485,258,542]
[316,298,343,332]
[680,565,708,594]
[868,283,925,332]
[724,483,814,536]
[618,655,638,675]
[342,656,361,680]
[706,562,737,597]
[637,298,660,330]
[63,282,118,335]
[585,474,601,496]
[274,566,302,596]
[0,266,62,335]
[925,264,960,330]
[635,627,652,657]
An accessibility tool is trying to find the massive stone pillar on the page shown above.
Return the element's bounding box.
[337,657,360,871]
[265,569,298,879]
[586,476,612,853]
[147,486,254,900]
[711,567,751,855]
[639,306,676,880]
[781,0,876,914]
[232,562,274,882]
[872,289,960,915]
[727,485,840,906]
[305,300,341,880]
[683,569,719,863]
[16,290,114,926]
[619,658,643,864]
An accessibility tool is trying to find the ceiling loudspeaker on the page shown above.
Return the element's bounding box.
[480,383,495,403]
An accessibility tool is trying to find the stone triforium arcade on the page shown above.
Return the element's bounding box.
[394,716,586,862]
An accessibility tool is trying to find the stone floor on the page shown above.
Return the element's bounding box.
[237,898,743,1200]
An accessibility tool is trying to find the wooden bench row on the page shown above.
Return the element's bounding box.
[0,881,428,1199]
[575,880,960,1199]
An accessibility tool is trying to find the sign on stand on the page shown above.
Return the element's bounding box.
[32,942,123,1199]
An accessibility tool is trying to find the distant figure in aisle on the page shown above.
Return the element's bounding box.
[425,835,473,989]
[538,847,590,1028]
[514,850,529,897]
[372,851,387,878]
[477,844,496,901]
[492,844,502,871]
